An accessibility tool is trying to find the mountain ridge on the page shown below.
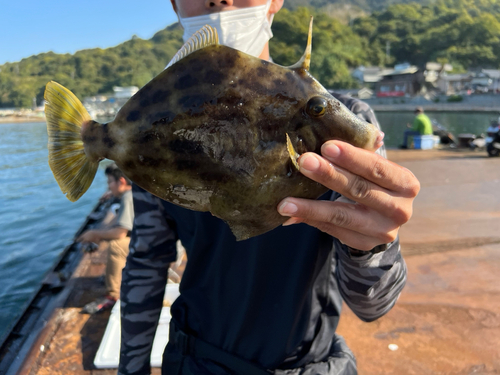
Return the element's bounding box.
[2,0,500,108]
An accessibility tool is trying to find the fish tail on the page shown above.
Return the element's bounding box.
[44,81,99,202]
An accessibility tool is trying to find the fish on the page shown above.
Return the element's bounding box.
[44,18,381,241]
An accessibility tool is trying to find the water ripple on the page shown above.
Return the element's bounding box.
[0,122,107,339]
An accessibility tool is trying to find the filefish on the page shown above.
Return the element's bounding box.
[45,18,381,241]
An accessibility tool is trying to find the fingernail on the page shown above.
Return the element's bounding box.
[322,143,340,159]
[283,217,301,226]
[278,201,298,216]
[299,154,320,172]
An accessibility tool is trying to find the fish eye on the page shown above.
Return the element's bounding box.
[306,97,327,117]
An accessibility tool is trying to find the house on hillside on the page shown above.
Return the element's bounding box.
[424,62,453,85]
[375,63,424,97]
[328,87,373,99]
[354,62,453,97]
[352,66,382,86]
[357,87,373,99]
[436,69,500,94]
[470,69,500,92]
[351,66,393,88]
[113,86,139,99]
[436,73,472,95]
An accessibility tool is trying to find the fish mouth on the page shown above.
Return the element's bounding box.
[374,131,385,151]
[363,129,385,152]
[355,117,384,152]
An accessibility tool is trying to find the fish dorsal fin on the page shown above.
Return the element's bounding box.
[166,25,219,69]
[287,16,313,71]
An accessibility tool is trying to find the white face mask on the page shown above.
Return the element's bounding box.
[178,0,274,58]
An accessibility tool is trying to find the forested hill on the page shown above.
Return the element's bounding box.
[2,0,500,108]
[283,0,428,14]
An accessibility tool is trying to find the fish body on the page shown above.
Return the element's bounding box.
[45,21,380,240]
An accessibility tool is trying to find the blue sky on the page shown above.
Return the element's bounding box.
[0,0,179,65]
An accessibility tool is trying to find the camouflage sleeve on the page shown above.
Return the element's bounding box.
[334,237,407,322]
[118,184,178,375]
[329,93,406,322]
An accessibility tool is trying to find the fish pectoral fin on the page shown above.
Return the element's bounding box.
[286,133,301,171]
[166,25,219,69]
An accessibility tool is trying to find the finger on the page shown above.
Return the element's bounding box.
[303,218,387,251]
[278,198,399,244]
[283,213,389,251]
[320,141,420,196]
[282,217,304,226]
[297,152,402,213]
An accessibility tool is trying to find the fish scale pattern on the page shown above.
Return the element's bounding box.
[118,95,406,375]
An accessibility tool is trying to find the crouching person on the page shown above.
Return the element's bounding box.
[78,163,134,313]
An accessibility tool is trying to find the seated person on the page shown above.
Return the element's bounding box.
[400,106,433,149]
[77,163,134,313]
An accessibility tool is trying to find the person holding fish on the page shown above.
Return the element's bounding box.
[43,0,419,374]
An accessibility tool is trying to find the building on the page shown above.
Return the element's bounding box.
[357,87,373,99]
[471,69,500,92]
[375,63,423,97]
[113,86,139,99]
[352,66,382,86]
[436,73,472,95]
[435,69,500,95]
[327,87,373,99]
[424,62,453,85]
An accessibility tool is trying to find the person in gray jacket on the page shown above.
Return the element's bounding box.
[78,164,134,313]
[118,0,419,374]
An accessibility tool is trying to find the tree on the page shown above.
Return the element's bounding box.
[271,7,368,88]
[0,24,183,108]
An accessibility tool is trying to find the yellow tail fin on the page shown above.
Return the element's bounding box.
[44,81,99,202]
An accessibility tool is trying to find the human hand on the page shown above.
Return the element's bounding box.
[277,141,420,251]
[99,190,113,203]
[77,230,101,244]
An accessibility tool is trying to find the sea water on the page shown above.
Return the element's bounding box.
[0,122,106,341]
[376,111,497,148]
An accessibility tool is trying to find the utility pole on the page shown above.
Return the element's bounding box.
[386,41,391,65]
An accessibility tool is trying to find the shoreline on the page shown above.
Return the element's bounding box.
[1,102,499,125]
[1,103,499,125]
[0,116,46,124]
[369,104,500,112]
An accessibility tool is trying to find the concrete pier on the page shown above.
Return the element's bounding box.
[339,148,500,374]
[21,147,500,374]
